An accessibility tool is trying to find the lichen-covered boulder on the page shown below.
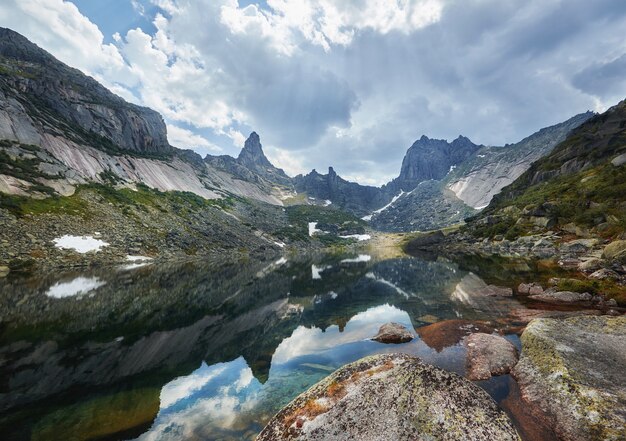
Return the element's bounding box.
[602,240,626,261]
[465,333,519,381]
[371,322,414,344]
[257,353,520,441]
[513,316,626,441]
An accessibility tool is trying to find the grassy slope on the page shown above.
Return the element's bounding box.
[465,99,626,240]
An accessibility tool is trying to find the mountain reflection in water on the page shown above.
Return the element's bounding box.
[0,252,548,441]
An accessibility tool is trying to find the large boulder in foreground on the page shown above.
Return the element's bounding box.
[513,316,626,441]
[257,353,520,441]
[465,333,519,381]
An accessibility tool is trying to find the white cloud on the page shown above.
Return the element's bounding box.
[2,0,626,184]
[226,129,246,148]
[264,147,308,176]
[219,0,445,53]
[167,125,221,153]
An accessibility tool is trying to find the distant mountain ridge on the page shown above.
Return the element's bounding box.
[0,27,596,235]
[294,114,592,232]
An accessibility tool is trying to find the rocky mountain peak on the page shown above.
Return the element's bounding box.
[385,134,480,193]
[238,132,273,169]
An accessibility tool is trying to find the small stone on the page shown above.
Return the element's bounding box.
[559,258,581,269]
[517,282,543,295]
[371,322,414,344]
[578,258,603,272]
[589,268,619,280]
[0,265,9,277]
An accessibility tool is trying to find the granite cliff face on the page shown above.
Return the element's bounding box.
[445,112,594,209]
[0,28,170,155]
[384,135,481,194]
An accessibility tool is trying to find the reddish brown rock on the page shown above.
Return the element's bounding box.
[416,319,494,352]
[465,333,519,381]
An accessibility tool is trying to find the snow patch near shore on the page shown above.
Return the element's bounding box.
[339,234,371,241]
[341,254,371,264]
[53,235,109,253]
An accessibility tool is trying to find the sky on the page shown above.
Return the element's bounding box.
[1,1,626,186]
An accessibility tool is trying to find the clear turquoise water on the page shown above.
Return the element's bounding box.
[0,252,545,440]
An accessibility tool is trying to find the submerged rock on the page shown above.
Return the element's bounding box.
[257,353,520,441]
[416,319,494,352]
[465,333,519,381]
[371,322,414,344]
[513,316,626,441]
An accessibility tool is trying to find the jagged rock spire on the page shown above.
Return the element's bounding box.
[238,132,273,169]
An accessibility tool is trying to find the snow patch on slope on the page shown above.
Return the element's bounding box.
[53,235,109,253]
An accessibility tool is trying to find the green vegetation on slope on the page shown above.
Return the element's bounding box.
[465,99,626,240]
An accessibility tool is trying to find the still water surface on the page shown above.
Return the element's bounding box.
[0,252,554,440]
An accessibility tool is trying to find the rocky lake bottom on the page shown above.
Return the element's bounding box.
[0,251,618,440]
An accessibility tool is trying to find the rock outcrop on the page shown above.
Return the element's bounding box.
[0,27,170,155]
[529,290,592,304]
[293,167,385,216]
[257,353,520,441]
[513,316,626,441]
[385,135,481,194]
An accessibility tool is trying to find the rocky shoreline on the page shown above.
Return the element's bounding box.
[407,229,626,306]
[258,314,625,440]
